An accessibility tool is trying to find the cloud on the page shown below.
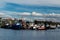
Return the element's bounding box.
[0,13,6,16]
[32,12,43,16]
[18,12,31,16]
[31,12,60,17]
[0,11,60,22]
[2,11,60,17]
[0,12,12,18]
[48,13,60,17]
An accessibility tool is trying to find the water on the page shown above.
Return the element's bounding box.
[0,28,60,40]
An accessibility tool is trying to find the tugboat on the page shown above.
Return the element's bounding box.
[5,23,10,29]
[57,25,60,29]
[11,22,22,30]
[49,25,56,29]
[37,25,46,30]
[33,24,38,30]
[28,23,34,30]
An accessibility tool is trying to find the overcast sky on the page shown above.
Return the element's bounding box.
[0,0,60,21]
[0,0,60,7]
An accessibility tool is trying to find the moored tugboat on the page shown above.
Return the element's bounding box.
[37,25,46,30]
[11,22,22,30]
[49,25,56,29]
[5,23,10,29]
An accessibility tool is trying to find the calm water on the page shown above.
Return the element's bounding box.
[0,28,60,40]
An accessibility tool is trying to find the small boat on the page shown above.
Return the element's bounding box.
[37,25,46,30]
[49,25,56,29]
[57,25,60,29]
[5,23,10,28]
[1,23,10,29]
[28,23,34,30]
[33,26,36,29]
[11,23,22,30]
[33,24,39,30]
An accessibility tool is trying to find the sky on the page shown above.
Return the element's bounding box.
[0,0,60,13]
[0,0,60,21]
[0,0,60,7]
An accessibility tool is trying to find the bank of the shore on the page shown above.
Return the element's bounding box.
[0,18,60,30]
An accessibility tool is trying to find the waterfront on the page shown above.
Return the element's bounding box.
[0,28,60,40]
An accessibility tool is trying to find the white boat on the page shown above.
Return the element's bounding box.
[57,25,60,28]
[37,25,46,30]
[50,25,56,29]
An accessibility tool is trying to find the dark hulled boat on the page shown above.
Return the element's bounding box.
[11,23,22,30]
